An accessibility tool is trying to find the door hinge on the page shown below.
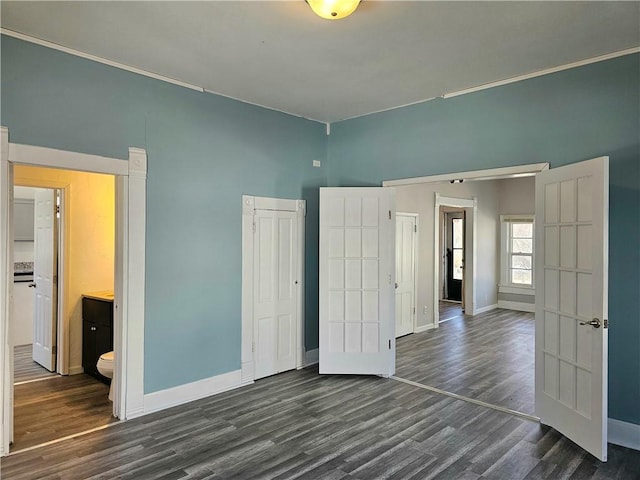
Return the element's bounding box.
[388,210,392,220]
[388,339,391,350]
[603,319,608,329]
[414,225,417,233]
[52,346,57,355]
[56,205,60,214]
[413,306,416,315]
[252,221,256,234]
[252,342,255,353]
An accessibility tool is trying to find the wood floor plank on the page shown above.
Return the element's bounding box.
[13,344,56,383]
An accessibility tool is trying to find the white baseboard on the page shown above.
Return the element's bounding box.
[68,365,84,375]
[475,304,498,315]
[302,348,319,367]
[415,323,435,333]
[497,300,535,313]
[609,418,640,451]
[143,369,242,415]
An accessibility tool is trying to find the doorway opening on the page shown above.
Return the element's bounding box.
[1,129,147,457]
[441,209,465,303]
[10,168,117,452]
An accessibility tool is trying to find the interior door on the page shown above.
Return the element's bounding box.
[319,187,395,375]
[32,188,57,371]
[535,157,608,461]
[395,213,416,338]
[253,209,297,380]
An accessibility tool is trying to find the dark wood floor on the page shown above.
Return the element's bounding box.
[438,301,463,323]
[2,366,638,480]
[13,344,56,383]
[11,345,116,452]
[397,306,535,415]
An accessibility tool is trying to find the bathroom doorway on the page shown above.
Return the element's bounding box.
[11,168,117,452]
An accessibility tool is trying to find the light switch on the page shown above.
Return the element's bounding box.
[312,160,321,168]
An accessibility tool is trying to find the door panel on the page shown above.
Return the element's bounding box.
[395,214,416,338]
[32,188,56,371]
[320,187,395,375]
[253,210,297,380]
[535,157,608,461]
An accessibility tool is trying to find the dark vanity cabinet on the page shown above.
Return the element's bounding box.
[82,294,113,383]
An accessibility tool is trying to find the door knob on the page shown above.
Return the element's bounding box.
[579,318,601,328]
[28,283,36,288]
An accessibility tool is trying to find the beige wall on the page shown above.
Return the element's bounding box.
[497,176,536,307]
[14,165,115,373]
[396,179,501,328]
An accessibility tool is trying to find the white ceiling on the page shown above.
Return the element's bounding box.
[2,1,639,123]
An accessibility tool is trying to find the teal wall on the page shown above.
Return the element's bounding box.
[0,35,327,393]
[327,54,640,425]
[2,34,638,426]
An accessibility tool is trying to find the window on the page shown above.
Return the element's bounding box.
[500,215,534,289]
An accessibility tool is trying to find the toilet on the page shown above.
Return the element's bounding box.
[97,351,115,401]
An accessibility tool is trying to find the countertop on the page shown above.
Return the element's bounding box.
[82,291,114,302]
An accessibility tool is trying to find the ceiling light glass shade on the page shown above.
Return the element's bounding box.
[307,0,361,20]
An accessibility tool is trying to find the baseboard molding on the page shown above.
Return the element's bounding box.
[609,418,640,451]
[68,365,84,375]
[475,304,498,315]
[415,323,435,333]
[302,348,319,367]
[143,369,242,415]
[497,300,535,313]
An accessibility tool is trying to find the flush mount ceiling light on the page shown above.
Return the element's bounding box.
[307,0,361,20]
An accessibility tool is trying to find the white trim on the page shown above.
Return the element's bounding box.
[3,27,637,125]
[608,418,640,451]
[498,300,535,313]
[396,212,419,336]
[383,163,549,188]
[12,179,70,374]
[241,195,306,384]
[500,214,535,290]
[434,194,477,326]
[143,370,242,415]
[8,143,128,176]
[475,304,498,315]
[0,129,147,456]
[0,29,325,126]
[0,127,13,455]
[442,47,640,99]
[498,285,535,296]
[303,348,319,367]
[0,28,204,93]
[414,323,435,334]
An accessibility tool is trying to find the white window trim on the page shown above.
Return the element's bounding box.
[499,214,535,293]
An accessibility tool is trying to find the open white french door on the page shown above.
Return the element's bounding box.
[535,157,608,461]
[253,208,298,380]
[319,187,395,376]
[32,188,57,371]
[395,213,416,338]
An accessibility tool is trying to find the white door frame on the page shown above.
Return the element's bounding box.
[241,195,306,384]
[396,212,418,335]
[0,127,147,456]
[434,194,477,325]
[14,182,69,374]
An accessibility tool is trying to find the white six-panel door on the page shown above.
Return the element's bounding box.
[32,188,57,371]
[253,209,298,380]
[396,213,416,338]
[535,157,608,461]
[319,187,395,376]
